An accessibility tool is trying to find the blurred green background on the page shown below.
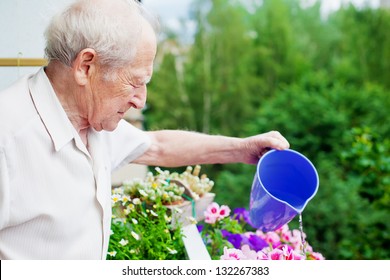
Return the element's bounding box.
[143,0,390,259]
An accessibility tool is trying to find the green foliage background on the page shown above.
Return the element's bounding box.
[143,0,390,260]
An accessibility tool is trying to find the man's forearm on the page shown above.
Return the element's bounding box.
[134,130,244,167]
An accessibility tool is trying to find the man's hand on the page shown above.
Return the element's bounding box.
[240,131,290,164]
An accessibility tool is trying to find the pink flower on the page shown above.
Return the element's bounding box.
[257,231,281,247]
[256,245,305,260]
[219,205,231,218]
[220,245,258,260]
[308,252,326,260]
[240,244,258,260]
[268,248,285,260]
[204,202,220,224]
[257,250,270,260]
[275,224,290,235]
[204,215,218,224]
[281,245,305,260]
[204,202,231,224]
[291,229,306,241]
[278,225,294,242]
[304,244,314,253]
[221,247,246,260]
[207,202,219,215]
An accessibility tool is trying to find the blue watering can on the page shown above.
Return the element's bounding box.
[249,149,319,232]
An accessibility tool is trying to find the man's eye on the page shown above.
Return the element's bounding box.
[127,84,137,90]
[129,83,140,89]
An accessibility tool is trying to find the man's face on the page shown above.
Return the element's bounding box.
[87,37,156,132]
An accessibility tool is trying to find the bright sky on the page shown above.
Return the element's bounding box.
[141,0,381,45]
[0,0,382,90]
[142,0,380,33]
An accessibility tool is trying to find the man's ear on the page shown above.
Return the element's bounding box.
[73,48,97,86]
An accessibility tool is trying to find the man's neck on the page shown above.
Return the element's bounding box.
[45,61,90,145]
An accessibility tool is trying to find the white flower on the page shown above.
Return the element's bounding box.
[111,194,121,205]
[139,189,148,197]
[150,210,158,217]
[119,239,129,246]
[159,179,169,186]
[108,251,117,257]
[127,204,135,212]
[132,198,141,205]
[132,218,138,224]
[112,187,124,194]
[201,177,210,183]
[186,166,193,172]
[122,195,130,205]
[131,231,140,240]
[155,167,164,174]
[167,247,178,254]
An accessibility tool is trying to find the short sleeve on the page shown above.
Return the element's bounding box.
[0,148,10,230]
[102,120,151,172]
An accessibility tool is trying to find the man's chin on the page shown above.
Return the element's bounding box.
[92,122,118,132]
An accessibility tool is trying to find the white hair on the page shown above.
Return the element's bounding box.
[44,0,159,69]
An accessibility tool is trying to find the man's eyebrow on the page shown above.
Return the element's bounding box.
[138,76,151,85]
[132,75,152,87]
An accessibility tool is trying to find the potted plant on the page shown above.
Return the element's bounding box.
[107,166,325,260]
[107,165,215,260]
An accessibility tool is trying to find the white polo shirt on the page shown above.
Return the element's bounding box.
[0,68,151,259]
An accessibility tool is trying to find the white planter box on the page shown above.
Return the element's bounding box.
[182,224,211,260]
[165,193,215,260]
[166,192,215,227]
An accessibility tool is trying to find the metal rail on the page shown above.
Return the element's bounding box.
[0,58,47,67]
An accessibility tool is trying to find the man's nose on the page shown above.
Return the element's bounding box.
[130,85,147,109]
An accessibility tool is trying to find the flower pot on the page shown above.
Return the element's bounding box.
[166,192,216,227]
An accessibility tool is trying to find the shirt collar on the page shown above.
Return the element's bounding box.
[28,67,75,152]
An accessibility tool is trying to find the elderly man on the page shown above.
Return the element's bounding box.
[0,0,289,259]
